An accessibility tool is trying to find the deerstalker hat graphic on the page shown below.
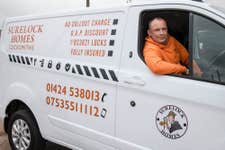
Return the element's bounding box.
[167,111,176,117]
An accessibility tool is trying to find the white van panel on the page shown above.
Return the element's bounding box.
[1,9,126,149]
[117,3,225,150]
[3,11,125,67]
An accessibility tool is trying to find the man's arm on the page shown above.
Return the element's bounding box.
[175,39,202,77]
[144,49,187,75]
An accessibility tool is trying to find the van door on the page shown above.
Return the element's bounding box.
[117,4,225,150]
[3,10,128,150]
[42,11,127,150]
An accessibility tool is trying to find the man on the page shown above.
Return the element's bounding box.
[166,111,182,133]
[159,111,183,133]
[143,17,202,76]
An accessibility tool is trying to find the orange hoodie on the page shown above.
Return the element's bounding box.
[143,36,189,75]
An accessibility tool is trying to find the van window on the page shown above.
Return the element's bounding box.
[139,10,225,85]
[139,10,189,61]
[193,14,225,83]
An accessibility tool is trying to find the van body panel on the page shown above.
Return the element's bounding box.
[116,3,225,150]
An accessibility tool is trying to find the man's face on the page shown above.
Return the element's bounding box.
[148,19,168,45]
[168,115,175,124]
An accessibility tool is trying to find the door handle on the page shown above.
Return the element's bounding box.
[123,76,146,86]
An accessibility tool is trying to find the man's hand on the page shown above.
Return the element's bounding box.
[186,68,190,75]
[193,60,203,77]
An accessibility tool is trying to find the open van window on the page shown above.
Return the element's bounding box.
[139,10,225,85]
[138,10,190,75]
[139,10,189,56]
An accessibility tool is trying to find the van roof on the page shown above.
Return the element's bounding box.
[3,0,224,23]
[128,0,206,5]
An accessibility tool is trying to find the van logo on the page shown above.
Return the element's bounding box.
[56,62,61,70]
[40,59,45,67]
[47,60,53,69]
[65,63,71,72]
[155,105,188,140]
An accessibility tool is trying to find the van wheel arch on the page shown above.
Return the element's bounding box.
[4,100,40,135]
[4,100,46,150]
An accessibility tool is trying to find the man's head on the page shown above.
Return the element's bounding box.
[167,111,176,123]
[147,17,168,45]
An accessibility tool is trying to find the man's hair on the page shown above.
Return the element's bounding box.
[148,17,167,29]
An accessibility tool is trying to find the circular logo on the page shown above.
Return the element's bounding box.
[155,105,188,140]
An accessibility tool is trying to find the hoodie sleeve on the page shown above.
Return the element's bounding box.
[143,42,187,75]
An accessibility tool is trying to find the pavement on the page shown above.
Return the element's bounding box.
[0,119,10,150]
[0,119,71,150]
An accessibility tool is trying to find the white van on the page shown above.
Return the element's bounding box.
[0,0,225,150]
